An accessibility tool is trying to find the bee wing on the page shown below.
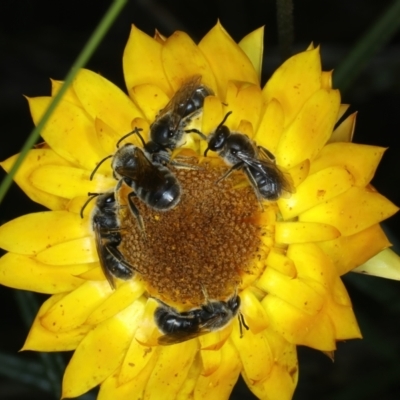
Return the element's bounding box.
[115,148,165,186]
[236,151,294,195]
[157,75,203,125]
[93,221,116,289]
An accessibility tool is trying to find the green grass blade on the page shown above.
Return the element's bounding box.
[334,0,400,93]
[0,0,128,205]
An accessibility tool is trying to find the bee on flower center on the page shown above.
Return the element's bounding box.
[154,291,248,345]
[187,111,293,205]
[90,131,182,232]
[139,74,214,164]
[81,191,139,289]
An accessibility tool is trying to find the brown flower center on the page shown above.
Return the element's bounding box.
[118,156,264,309]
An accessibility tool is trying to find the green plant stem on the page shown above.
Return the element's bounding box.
[334,0,400,93]
[0,0,128,205]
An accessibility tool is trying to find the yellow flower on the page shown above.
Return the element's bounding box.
[0,22,398,400]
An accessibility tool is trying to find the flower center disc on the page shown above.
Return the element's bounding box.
[118,156,264,309]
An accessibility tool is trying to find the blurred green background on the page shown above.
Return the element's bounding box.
[0,0,400,399]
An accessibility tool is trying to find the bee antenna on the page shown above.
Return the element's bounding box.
[80,192,101,219]
[116,127,144,148]
[217,111,233,131]
[184,128,207,140]
[90,155,113,180]
[204,111,233,157]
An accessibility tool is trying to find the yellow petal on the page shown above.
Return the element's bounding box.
[353,248,400,280]
[98,350,160,400]
[0,149,70,210]
[198,324,233,351]
[321,70,333,90]
[0,253,88,293]
[62,301,140,398]
[230,321,273,383]
[73,69,142,135]
[261,295,336,350]
[194,340,242,400]
[317,224,391,275]
[22,294,91,351]
[177,356,202,399]
[200,347,222,377]
[324,298,362,341]
[240,287,269,334]
[286,159,310,188]
[275,221,341,244]
[309,142,386,187]
[129,83,170,123]
[36,236,97,265]
[266,248,297,278]
[94,118,121,155]
[41,280,112,332]
[255,98,284,154]
[51,79,82,106]
[200,95,224,155]
[299,187,399,236]
[161,31,217,93]
[0,210,89,254]
[236,119,254,139]
[143,340,198,400]
[123,25,172,96]
[262,47,322,127]
[276,89,341,168]
[86,280,145,325]
[199,22,259,99]
[278,166,354,220]
[30,165,115,199]
[77,264,106,281]
[118,300,153,385]
[329,111,357,143]
[238,26,264,82]
[257,267,324,316]
[224,82,262,131]
[242,350,297,400]
[27,96,105,171]
[243,329,297,400]
[287,243,353,307]
[135,298,161,346]
[285,243,362,342]
[337,104,350,121]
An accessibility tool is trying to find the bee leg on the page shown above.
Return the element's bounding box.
[243,166,265,211]
[104,242,139,277]
[258,145,276,163]
[151,150,171,165]
[127,192,146,236]
[238,312,249,338]
[215,161,244,184]
[170,158,202,170]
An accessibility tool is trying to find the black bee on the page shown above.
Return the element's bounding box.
[112,144,181,216]
[90,132,181,230]
[189,111,293,203]
[154,293,247,345]
[143,74,213,163]
[82,191,138,289]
